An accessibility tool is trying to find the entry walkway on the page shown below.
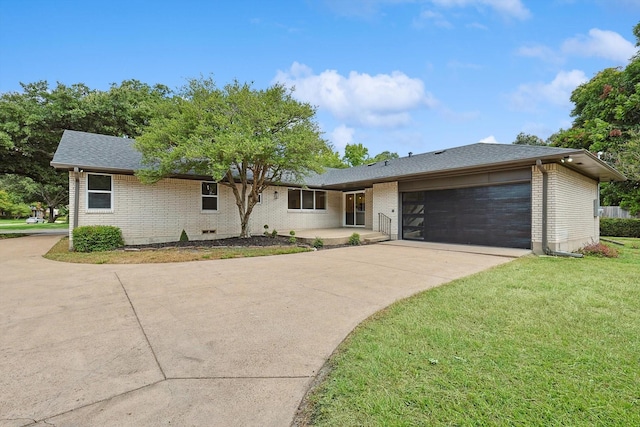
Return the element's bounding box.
[283,227,387,245]
[1,235,525,426]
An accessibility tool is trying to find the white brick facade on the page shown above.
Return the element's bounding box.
[372,181,399,240]
[531,164,599,253]
[69,172,342,245]
[68,164,596,252]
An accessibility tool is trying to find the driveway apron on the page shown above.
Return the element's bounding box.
[1,235,517,427]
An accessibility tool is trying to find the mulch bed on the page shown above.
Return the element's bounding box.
[124,235,358,251]
[125,235,308,250]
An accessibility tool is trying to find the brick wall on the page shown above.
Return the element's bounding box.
[71,172,342,245]
[372,181,399,239]
[531,164,599,253]
[365,188,374,229]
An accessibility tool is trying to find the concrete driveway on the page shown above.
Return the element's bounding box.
[0,235,523,427]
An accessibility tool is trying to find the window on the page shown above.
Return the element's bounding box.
[288,189,326,210]
[249,192,262,205]
[87,173,113,210]
[202,182,218,211]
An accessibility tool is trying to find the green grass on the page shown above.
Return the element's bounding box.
[0,233,27,239]
[304,239,640,426]
[0,218,68,231]
[44,237,311,264]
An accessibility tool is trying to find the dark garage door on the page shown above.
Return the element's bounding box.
[401,183,531,249]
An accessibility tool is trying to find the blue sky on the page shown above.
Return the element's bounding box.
[1,0,638,157]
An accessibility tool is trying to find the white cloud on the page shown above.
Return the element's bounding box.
[479,135,500,143]
[509,69,588,112]
[330,125,355,149]
[413,10,453,28]
[562,28,637,63]
[430,0,531,19]
[274,62,437,128]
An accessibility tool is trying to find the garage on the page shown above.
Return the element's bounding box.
[401,182,532,249]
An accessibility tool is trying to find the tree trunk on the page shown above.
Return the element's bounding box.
[48,206,56,223]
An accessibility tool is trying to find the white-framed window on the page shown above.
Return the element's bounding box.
[87,173,113,211]
[201,182,218,211]
[249,192,262,205]
[288,188,326,210]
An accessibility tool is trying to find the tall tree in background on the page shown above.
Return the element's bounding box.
[341,143,399,167]
[512,132,547,146]
[0,80,171,220]
[551,22,640,214]
[135,77,330,238]
[343,143,370,166]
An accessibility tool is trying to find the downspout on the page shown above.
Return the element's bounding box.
[535,160,583,258]
[73,167,80,230]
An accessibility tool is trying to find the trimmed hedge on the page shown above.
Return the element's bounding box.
[600,218,640,238]
[73,225,124,252]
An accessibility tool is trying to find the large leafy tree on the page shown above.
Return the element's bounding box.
[551,22,640,213]
[512,132,547,146]
[341,143,399,167]
[0,79,171,220]
[135,77,330,238]
[343,143,370,166]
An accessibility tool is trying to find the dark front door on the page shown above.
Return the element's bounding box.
[401,183,531,249]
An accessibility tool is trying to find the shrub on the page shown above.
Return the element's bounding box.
[263,224,270,236]
[73,225,124,252]
[313,237,324,249]
[271,229,278,238]
[179,229,189,242]
[289,230,296,244]
[348,232,361,246]
[577,242,619,258]
[600,218,640,238]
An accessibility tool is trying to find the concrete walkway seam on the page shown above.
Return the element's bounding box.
[114,272,167,381]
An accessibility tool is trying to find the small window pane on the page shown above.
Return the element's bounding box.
[288,189,301,209]
[302,190,314,209]
[202,197,218,210]
[88,174,111,191]
[88,193,111,209]
[202,182,217,196]
[356,193,365,211]
[315,191,326,210]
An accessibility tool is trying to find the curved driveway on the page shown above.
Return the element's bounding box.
[0,235,523,427]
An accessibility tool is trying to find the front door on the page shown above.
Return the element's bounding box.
[345,192,366,226]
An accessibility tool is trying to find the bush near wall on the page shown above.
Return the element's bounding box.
[600,218,640,238]
[73,225,124,252]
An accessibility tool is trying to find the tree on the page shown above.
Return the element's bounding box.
[0,79,172,221]
[0,190,30,218]
[319,146,349,168]
[512,132,547,146]
[342,143,399,166]
[551,21,640,213]
[371,151,400,162]
[135,77,330,238]
[342,143,370,166]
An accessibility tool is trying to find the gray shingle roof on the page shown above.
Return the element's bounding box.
[51,130,142,172]
[51,130,625,186]
[304,143,584,187]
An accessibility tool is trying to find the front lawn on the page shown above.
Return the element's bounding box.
[302,239,640,426]
[0,218,68,231]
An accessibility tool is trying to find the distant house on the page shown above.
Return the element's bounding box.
[51,130,625,254]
